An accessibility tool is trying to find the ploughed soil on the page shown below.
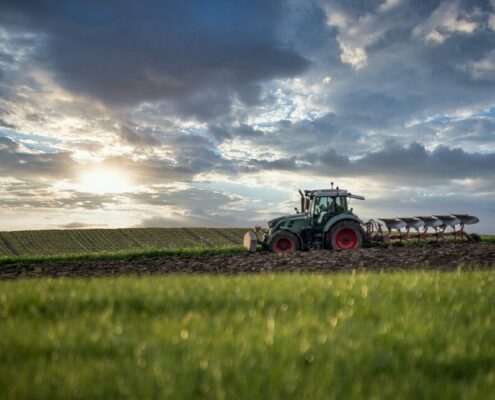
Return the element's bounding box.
[1,242,495,280]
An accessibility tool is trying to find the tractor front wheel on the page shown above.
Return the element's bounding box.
[328,221,363,250]
[270,231,299,254]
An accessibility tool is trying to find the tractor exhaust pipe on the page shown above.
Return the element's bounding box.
[298,189,305,213]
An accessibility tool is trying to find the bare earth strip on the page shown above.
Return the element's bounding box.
[1,242,494,280]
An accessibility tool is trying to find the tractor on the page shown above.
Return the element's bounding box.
[244,184,367,253]
[243,184,480,254]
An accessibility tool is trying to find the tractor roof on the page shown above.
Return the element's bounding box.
[304,189,365,200]
[304,189,348,197]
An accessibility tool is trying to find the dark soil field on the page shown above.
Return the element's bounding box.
[2,242,494,280]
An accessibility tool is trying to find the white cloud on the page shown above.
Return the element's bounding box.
[463,49,495,81]
[322,1,401,70]
[412,1,478,44]
[322,75,332,84]
[378,0,402,13]
[490,0,495,30]
[324,7,375,69]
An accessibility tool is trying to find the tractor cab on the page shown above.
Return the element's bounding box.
[305,189,350,228]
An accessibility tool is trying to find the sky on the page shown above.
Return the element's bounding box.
[0,0,494,233]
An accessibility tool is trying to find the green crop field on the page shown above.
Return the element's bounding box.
[1,271,494,399]
[0,228,247,257]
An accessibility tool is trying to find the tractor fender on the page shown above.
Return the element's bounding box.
[323,214,362,234]
[278,227,304,249]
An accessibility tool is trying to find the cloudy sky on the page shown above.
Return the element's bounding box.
[0,0,494,232]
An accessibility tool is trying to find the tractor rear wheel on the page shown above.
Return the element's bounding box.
[270,231,299,254]
[328,221,363,250]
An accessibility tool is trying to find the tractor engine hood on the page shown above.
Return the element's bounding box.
[267,213,306,228]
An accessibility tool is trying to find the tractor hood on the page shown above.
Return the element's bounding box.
[267,213,306,228]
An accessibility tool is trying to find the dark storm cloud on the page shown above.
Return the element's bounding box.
[1,0,309,119]
[207,123,265,143]
[139,213,248,228]
[248,142,495,182]
[0,191,119,210]
[0,136,76,179]
[0,176,118,210]
[98,140,236,184]
[130,187,240,211]
[354,142,495,180]
[436,116,495,146]
[0,119,16,129]
[119,123,161,147]
[134,187,248,228]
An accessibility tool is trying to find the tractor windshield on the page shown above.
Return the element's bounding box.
[312,196,348,226]
[313,196,333,214]
[313,196,347,215]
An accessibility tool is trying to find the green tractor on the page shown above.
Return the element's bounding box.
[244,184,367,253]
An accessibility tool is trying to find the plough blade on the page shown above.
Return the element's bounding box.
[416,216,443,229]
[379,218,406,231]
[400,217,425,230]
[433,215,461,228]
[451,214,479,225]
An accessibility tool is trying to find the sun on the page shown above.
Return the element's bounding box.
[79,169,131,194]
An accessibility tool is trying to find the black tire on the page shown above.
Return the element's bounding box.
[327,220,363,250]
[270,231,299,254]
[468,233,482,243]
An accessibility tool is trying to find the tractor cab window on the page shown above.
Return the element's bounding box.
[313,196,335,226]
[312,196,348,226]
[313,196,334,215]
[335,196,347,213]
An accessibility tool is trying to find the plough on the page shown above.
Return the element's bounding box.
[244,184,481,253]
[365,214,480,243]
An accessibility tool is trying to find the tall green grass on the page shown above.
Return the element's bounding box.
[481,235,495,244]
[0,245,246,267]
[1,271,494,399]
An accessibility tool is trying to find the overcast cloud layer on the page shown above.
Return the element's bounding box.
[0,0,494,232]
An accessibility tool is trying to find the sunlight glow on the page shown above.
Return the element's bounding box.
[79,169,131,194]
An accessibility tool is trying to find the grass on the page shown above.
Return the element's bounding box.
[1,271,494,399]
[481,234,495,244]
[0,228,247,257]
[0,245,246,267]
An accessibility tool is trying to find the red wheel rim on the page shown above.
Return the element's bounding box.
[335,229,358,249]
[275,238,293,253]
